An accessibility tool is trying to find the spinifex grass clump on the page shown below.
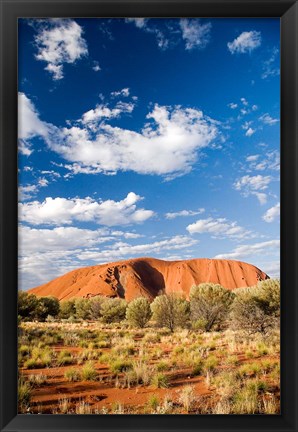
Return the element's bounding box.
[81,361,98,381]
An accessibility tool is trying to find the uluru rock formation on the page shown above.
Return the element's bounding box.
[29,257,269,302]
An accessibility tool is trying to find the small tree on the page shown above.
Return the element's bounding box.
[36,296,60,321]
[150,293,190,332]
[101,298,127,323]
[74,298,91,320]
[230,280,280,335]
[18,291,39,321]
[59,299,76,319]
[256,279,280,317]
[190,283,235,332]
[126,297,152,328]
[89,296,106,320]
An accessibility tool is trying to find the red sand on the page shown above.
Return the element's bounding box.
[29,257,268,301]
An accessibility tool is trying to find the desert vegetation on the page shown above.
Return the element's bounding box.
[18,280,280,414]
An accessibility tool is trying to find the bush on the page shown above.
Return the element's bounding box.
[81,361,98,381]
[74,298,92,320]
[230,280,280,335]
[18,291,39,321]
[89,296,106,320]
[110,359,133,374]
[151,373,169,388]
[126,297,152,328]
[36,296,60,321]
[150,293,190,332]
[57,350,74,366]
[190,283,235,332]
[64,368,81,382]
[59,299,76,319]
[101,298,127,323]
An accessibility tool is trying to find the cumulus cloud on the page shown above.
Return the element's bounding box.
[259,113,279,126]
[228,103,238,109]
[34,19,88,80]
[227,31,261,54]
[186,217,253,240]
[179,19,212,50]
[19,94,219,179]
[18,92,50,155]
[19,192,154,226]
[214,239,279,261]
[262,203,280,223]
[165,208,205,219]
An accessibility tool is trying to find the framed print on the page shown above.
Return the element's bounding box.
[0,0,297,431]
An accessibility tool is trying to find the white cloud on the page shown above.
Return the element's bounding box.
[34,19,88,80]
[228,31,261,54]
[241,97,248,106]
[246,150,280,172]
[165,208,205,219]
[111,88,130,97]
[253,192,268,205]
[234,175,271,191]
[263,203,280,223]
[92,61,101,72]
[245,127,256,137]
[19,94,219,179]
[179,19,212,50]
[55,104,218,178]
[18,92,49,155]
[234,175,272,204]
[228,103,238,109]
[214,239,280,260]
[246,154,259,162]
[18,184,39,201]
[125,18,147,29]
[259,113,279,126]
[19,192,155,226]
[77,235,198,262]
[81,101,135,123]
[186,217,253,240]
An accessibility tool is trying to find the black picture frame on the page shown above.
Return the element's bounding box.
[0,1,297,431]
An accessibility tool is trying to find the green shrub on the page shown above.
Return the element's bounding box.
[151,373,169,388]
[151,293,190,332]
[126,297,152,328]
[81,361,98,381]
[57,350,74,366]
[18,379,31,410]
[190,283,235,332]
[101,298,127,323]
[110,359,133,374]
[64,368,81,382]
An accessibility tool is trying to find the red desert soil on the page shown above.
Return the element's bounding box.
[29,257,269,301]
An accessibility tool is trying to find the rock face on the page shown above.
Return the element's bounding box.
[28,257,269,301]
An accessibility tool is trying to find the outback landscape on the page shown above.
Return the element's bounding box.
[18,17,280,416]
[18,257,280,415]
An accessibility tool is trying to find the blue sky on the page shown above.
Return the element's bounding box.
[18,18,280,290]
